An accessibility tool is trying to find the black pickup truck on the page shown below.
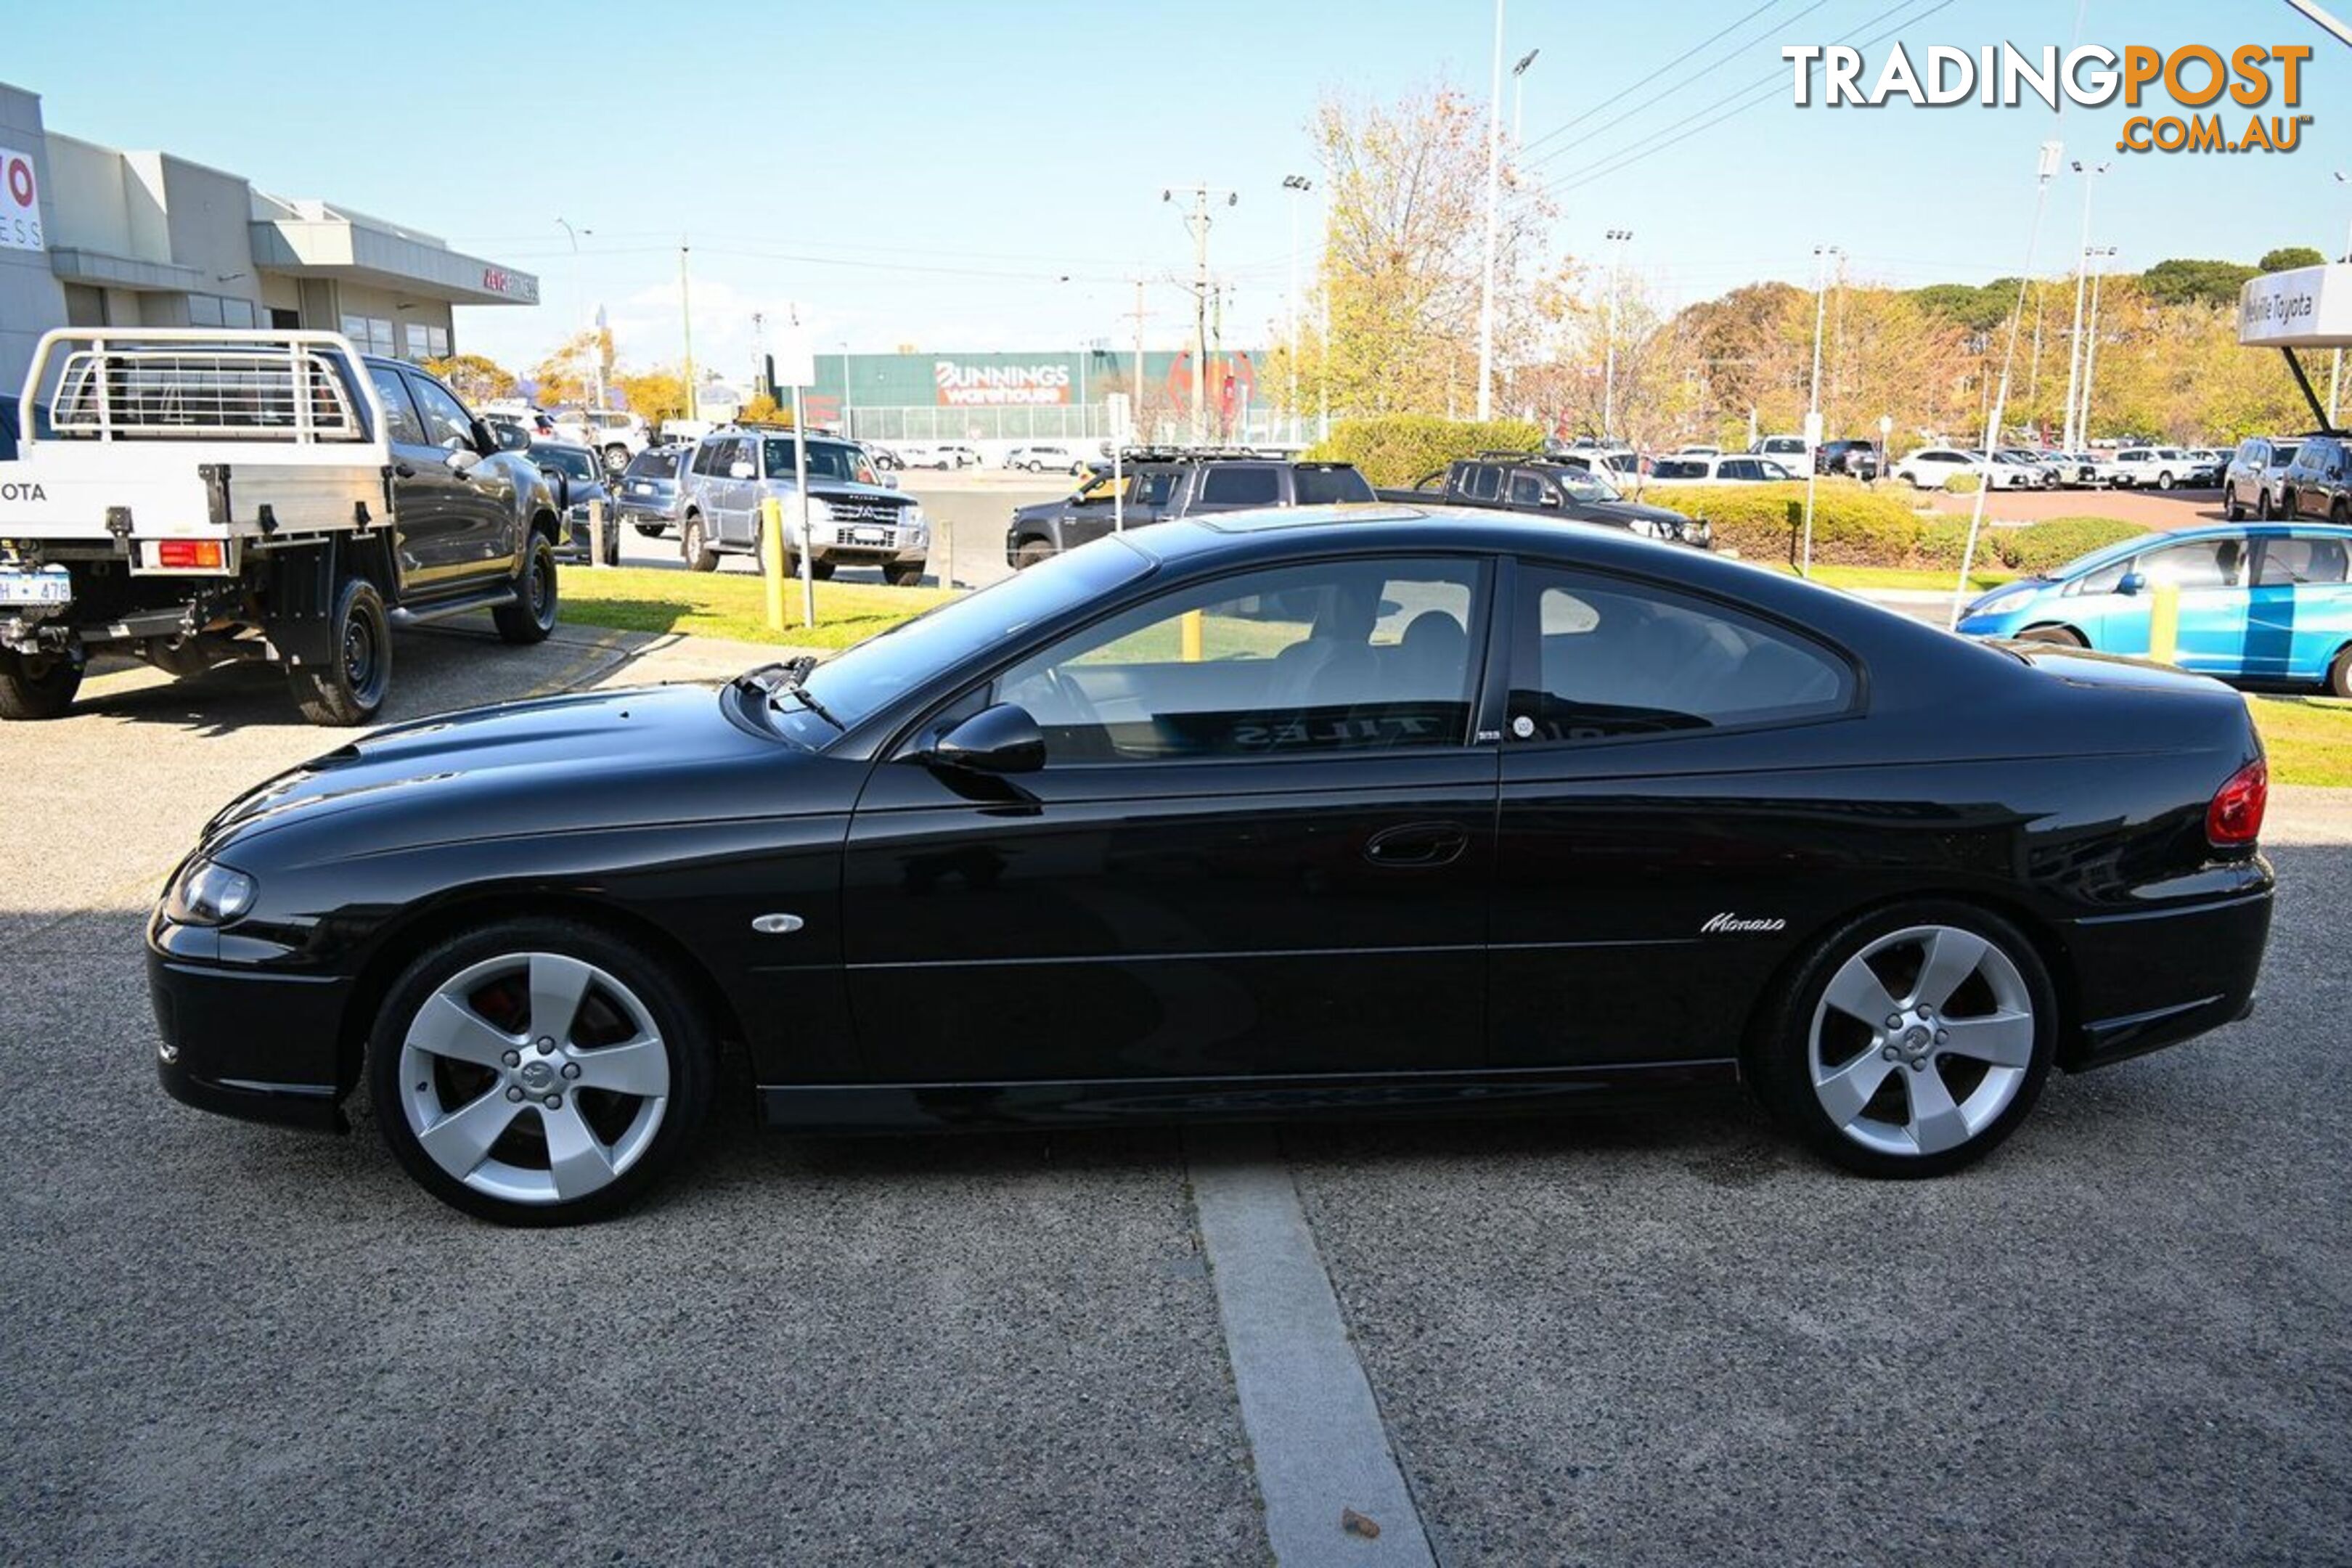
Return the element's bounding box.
[1005,454,1376,568]
[1377,454,1712,549]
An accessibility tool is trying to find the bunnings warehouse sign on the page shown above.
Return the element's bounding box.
[934,360,1071,407]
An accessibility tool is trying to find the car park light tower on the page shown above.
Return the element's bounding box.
[2079,245,2118,444]
[1282,174,1313,446]
[1476,0,1506,422]
[2058,160,2108,452]
[1802,243,1844,579]
[1512,49,1540,146]
[1601,229,1631,437]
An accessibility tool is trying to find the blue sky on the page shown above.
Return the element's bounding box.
[9,0,2344,377]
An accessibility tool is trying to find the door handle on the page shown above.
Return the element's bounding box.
[393,462,415,478]
[1363,822,1469,868]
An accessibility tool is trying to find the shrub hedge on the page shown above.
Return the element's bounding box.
[1302,415,1543,489]
[1942,473,1983,494]
[1648,483,2149,573]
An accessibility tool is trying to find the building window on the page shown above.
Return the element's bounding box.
[221,298,255,329]
[188,294,224,327]
[340,314,396,355]
[404,322,432,362]
[428,326,449,359]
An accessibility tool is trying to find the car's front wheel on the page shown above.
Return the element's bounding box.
[369,919,716,1225]
[2224,485,2244,521]
[2256,489,2274,520]
[882,560,926,587]
[682,514,717,573]
[2157,470,2175,491]
[1754,904,2055,1178]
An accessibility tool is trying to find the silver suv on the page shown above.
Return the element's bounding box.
[677,430,930,585]
[2224,436,2302,520]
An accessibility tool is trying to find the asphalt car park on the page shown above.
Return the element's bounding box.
[3,600,2349,1562]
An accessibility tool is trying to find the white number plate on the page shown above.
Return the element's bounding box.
[848,528,889,546]
[629,481,653,494]
[0,567,71,607]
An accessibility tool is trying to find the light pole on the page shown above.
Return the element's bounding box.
[555,218,603,411]
[1282,174,1312,446]
[2332,171,2351,425]
[2057,160,2108,451]
[2079,246,2117,446]
[1802,243,1844,579]
[1511,49,1540,147]
[1601,229,1631,437]
[1475,0,1505,421]
[838,340,852,436]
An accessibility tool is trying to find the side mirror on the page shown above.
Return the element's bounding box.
[729,460,756,481]
[1540,490,1563,508]
[881,472,900,489]
[2117,571,2147,597]
[921,703,1045,774]
[444,446,481,474]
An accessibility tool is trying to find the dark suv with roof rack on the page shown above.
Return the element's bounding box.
[1005,451,1376,568]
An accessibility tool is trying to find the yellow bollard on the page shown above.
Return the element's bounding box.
[2147,580,2180,664]
[1179,608,1204,662]
[761,497,788,634]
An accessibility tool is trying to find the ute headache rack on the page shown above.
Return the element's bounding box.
[31,331,368,444]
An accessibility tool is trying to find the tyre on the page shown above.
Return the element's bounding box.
[682,514,718,573]
[367,918,716,1225]
[2256,489,2274,520]
[1752,903,2055,1178]
[2017,624,2086,648]
[1014,539,1054,571]
[2156,470,2174,491]
[809,558,836,581]
[0,648,82,721]
[603,523,621,564]
[2224,485,2244,522]
[2335,499,2350,528]
[2328,645,2352,700]
[603,446,629,475]
[287,575,391,727]
[634,523,669,539]
[492,534,558,645]
[882,560,926,587]
[2279,490,2297,521]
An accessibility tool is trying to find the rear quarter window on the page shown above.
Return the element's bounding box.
[1295,467,1374,505]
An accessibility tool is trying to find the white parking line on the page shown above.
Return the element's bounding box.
[1188,1127,1437,1568]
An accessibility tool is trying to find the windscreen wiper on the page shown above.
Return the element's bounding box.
[732,657,843,730]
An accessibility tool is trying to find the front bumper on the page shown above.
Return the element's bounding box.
[148,918,353,1132]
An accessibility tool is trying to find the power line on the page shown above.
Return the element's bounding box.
[1516,0,1805,169]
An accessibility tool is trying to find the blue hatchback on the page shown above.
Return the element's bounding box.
[1956,523,2352,695]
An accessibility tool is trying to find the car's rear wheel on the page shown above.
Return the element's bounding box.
[493,534,559,645]
[2157,470,2175,491]
[369,919,715,1225]
[682,514,717,573]
[288,576,391,726]
[2017,624,2085,648]
[1754,904,2055,1178]
[0,648,83,721]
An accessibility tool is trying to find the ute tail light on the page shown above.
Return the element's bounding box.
[155,539,224,570]
[2206,757,2268,849]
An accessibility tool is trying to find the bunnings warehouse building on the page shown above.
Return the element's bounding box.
[794,347,1291,448]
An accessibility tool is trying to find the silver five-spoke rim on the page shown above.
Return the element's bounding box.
[399,952,670,1204]
[1809,924,2035,1158]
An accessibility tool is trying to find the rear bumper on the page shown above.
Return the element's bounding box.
[2059,881,2273,1072]
[147,921,352,1132]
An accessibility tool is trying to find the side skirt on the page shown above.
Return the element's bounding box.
[757,1060,1741,1135]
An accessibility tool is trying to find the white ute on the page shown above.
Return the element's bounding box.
[0,329,563,724]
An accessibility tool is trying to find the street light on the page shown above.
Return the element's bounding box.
[2059,160,2109,451]
[1802,243,1845,580]
[2080,246,2118,446]
[1511,49,1540,147]
[1475,0,1505,421]
[555,218,603,411]
[1601,229,1632,437]
[1282,174,1313,446]
[2331,171,2351,424]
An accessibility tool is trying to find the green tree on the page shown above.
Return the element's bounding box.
[421,353,516,404]
[2259,245,2326,272]
[2137,258,2258,309]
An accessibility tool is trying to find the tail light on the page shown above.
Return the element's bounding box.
[155,539,224,569]
[2206,757,2267,848]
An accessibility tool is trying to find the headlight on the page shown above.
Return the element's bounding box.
[164,854,257,926]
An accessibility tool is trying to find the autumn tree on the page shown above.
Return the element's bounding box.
[531,327,616,409]
[422,354,516,404]
[611,369,689,425]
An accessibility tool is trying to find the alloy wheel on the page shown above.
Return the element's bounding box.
[1807,924,2035,1159]
[396,952,671,1205]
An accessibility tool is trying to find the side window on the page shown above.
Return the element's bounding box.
[1510,568,1852,743]
[2141,539,2245,587]
[2075,554,2134,595]
[1508,470,1547,506]
[690,441,717,476]
[1198,466,1282,507]
[992,557,1487,763]
[2258,536,2351,586]
[365,364,426,446]
[404,373,477,449]
[1462,464,1503,502]
[1720,460,1758,480]
[1138,470,1179,506]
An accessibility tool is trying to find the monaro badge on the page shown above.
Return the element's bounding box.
[1702,912,1786,934]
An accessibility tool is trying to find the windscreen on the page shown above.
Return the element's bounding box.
[765,438,876,484]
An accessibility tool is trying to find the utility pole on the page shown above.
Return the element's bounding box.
[1601,229,1631,437]
[679,242,697,424]
[1802,243,1844,579]
[1127,279,1148,445]
[2332,172,2351,425]
[2058,159,2108,451]
[1164,184,1235,445]
[1476,0,1506,421]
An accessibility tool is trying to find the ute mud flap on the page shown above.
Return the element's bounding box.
[262,534,394,667]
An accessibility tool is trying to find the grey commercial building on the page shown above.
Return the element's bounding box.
[0,80,536,399]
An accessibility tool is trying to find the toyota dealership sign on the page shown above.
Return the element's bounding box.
[1,146,43,253]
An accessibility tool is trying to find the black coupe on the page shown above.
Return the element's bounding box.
[150,507,2274,1223]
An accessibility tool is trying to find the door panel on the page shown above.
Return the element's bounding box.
[365,363,467,589]
[403,370,515,581]
[841,554,1500,1084]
